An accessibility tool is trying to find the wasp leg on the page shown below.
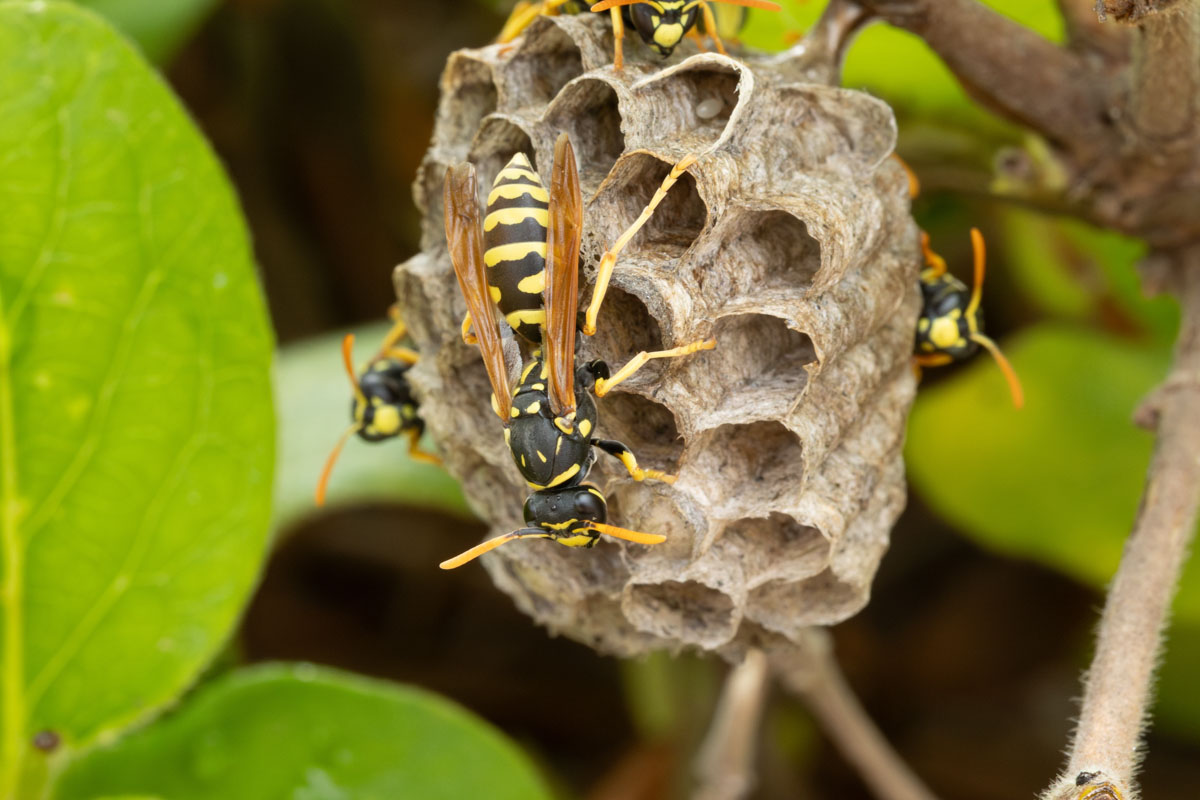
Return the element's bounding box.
[687,28,710,52]
[592,438,676,484]
[376,311,412,360]
[595,337,715,395]
[461,312,478,345]
[697,1,730,55]
[382,346,421,366]
[611,7,625,71]
[405,428,443,466]
[913,353,954,369]
[583,153,699,335]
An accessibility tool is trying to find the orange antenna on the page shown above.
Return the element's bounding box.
[439,530,549,570]
[919,231,946,277]
[342,334,365,403]
[970,333,1025,409]
[587,522,667,545]
[966,227,986,318]
[315,424,360,507]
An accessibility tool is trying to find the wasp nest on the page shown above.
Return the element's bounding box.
[396,13,919,660]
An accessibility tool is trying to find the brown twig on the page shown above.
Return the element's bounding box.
[774,631,939,800]
[693,650,770,800]
[1125,1,1200,150]
[852,0,1111,150]
[1042,256,1200,800]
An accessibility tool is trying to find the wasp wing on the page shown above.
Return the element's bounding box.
[544,132,584,417]
[444,162,512,422]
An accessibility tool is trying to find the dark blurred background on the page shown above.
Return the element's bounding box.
[144,0,1200,797]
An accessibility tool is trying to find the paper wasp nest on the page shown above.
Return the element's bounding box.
[396,13,919,660]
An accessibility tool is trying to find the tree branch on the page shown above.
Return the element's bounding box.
[693,650,770,800]
[1125,1,1200,152]
[854,0,1112,150]
[774,631,939,800]
[1041,255,1200,800]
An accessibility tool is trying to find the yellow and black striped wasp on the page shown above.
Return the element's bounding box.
[915,228,1024,408]
[315,308,441,506]
[498,0,780,70]
[439,133,714,568]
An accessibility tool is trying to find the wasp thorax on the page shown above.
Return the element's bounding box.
[524,484,608,528]
[399,13,920,660]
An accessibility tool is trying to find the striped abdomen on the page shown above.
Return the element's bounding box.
[484,153,548,343]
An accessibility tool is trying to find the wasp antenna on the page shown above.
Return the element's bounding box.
[588,521,667,545]
[315,424,361,507]
[439,530,549,570]
[966,227,986,318]
[970,333,1024,409]
[919,231,946,277]
[341,334,365,402]
[590,0,639,10]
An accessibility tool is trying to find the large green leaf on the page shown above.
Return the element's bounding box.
[0,2,274,793]
[274,324,469,533]
[73,0,218,63]
[54,664,554,800]
[906,324,1200,621]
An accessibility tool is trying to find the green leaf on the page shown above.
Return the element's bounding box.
[72,0,218,63]
[54,664,554,800]
[0,2,274,791]
[906,325,1200,622]
[999,207,1178,344]
[273,324,470,532]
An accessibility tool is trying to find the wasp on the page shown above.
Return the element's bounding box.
[439,133,714,568]
[498,0,780,71]
[915,228,1024,408]
[315,308,441,506]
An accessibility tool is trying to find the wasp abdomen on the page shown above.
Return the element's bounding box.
[484,153,549,343]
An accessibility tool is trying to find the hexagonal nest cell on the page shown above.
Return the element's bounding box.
[396,13,920,659]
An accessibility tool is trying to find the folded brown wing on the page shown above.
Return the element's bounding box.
[444,162,512,421]
[544,132,583,417]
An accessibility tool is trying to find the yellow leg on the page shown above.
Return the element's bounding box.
[377,310,409,358]
[687,28,710,52]
[382,346,420,366]
[595,337,715,395]
[583,152,699,336]
[406,428,442,466]
[615,448,676,484]
[611,7,625,71]
[461,312,478,345]
[892,153,920,199]
[697,2,729,55]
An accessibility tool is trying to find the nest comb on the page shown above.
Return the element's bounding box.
[395,11,920,660]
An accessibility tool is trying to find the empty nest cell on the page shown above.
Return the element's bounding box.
[721,514,830,587]
[504,22,585,108]
[687,207,821,308]
[623,579,738,648]
[544,78,625,189]
[675,313,816,424]
[595,392,685,477]
[439,55,498,155]
[583,286,663,372]
[467,116,536,203]
[748,569,865,632]
[591,153,708,259]
[683,420,805,518]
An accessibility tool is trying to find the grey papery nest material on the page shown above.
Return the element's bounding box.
[396,13,920,662]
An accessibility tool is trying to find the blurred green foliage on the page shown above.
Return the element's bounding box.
[72,0,218,63]
[54,664,553,800]
[274,323,470,534]
[0,2,275,793]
